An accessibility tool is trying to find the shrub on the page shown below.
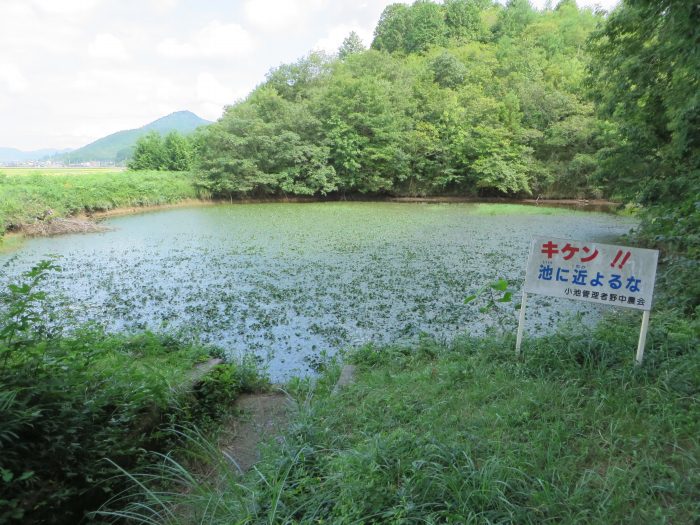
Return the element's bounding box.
[0,261,259,524]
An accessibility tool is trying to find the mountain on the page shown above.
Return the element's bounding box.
[0,147,72,163]
[57,111,212,164]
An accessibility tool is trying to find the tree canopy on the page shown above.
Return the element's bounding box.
[588,0,699,203]
[128,131,194,171]
[588,0,699,312]
[195,0,610,199]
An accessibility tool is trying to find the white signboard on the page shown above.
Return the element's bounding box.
[523,236,659,311]
[516,235,659,365]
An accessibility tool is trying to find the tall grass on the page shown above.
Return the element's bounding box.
[0,169,199,234]
[0,262,267,524]
[99,311,699,524]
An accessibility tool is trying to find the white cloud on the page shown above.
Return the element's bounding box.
[195,72,249,121]
[156,38,193,58]
[196,73,235,105]
[244,0,327,32]
[0,63,29,94]
[88,34,129,61]
[72,69,184,106]
[2,1,33,18]
[157,21,255,58]
[29,0,102,14]
[313,24,372,54]
[56,68,197,145]
[149,0,179,11]
[0,1,79,56]
[155,78,188,101]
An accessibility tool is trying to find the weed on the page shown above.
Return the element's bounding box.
[104,310,698,524]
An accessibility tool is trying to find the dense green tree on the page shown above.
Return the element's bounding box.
[588,0,699,203]
[265,52,333,102]
[338,31,365,60]
[588,0,699,312]
[128,131,193,171]
[196,88,338,197]
[196,0,611,198]
[404,1,449,53]
[315,55,412,193]
[372,1,449,54]
[163,131,193,171]
[493,0,538,38]
[444,0,487,42]
[128,132,166,171]
[371,4,411,53]
[430,51,467,88]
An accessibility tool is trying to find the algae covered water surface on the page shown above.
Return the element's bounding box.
[1,202,636,379]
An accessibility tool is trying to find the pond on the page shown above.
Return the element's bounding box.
[1,202,636,380]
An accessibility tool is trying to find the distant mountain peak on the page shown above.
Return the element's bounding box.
[141,111,212,133]
[164,110,198,117]
[55,111,213,164]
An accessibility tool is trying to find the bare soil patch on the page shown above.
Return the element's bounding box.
[21,217,110,237]
[83,199,216,220]
[220,391,292,473]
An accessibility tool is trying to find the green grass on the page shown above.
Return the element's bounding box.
[0,168,199,234]
[0,167,127,176]
[470,203,572,215]
[0,325,264,524]
[106,310,699,524]
[1,328,212,524]
[80,330,212,383]
[0,259,269,524]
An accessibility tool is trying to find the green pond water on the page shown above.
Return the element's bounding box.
[0,202,637,379]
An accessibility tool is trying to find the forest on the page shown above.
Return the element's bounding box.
[131,0,698,216]
[130,0,698,310]
[134,0,605,198]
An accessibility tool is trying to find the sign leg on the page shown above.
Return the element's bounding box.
[635,310,651,366]
[515,292,528,356]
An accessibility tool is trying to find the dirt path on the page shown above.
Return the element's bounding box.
[218,366,355,473]
[220,391,292,473]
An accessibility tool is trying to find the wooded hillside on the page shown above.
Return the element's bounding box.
[194,0,607,199]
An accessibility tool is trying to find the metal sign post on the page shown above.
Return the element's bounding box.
[635,310,651,365]
[515,292,527,356]
[517,236,659,365]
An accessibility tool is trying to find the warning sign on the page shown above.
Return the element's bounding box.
[523,236,659,311]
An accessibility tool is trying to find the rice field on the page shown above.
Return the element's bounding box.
[0,167,126,177]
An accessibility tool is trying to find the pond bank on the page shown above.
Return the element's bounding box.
[117,315,700,524]
[3,195,622,245]
[389,196,621,212]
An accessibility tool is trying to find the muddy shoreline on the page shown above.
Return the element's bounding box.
[83,195,621,220]
[3,196,622,246]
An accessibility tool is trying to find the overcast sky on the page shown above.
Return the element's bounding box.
[0,0,619,151]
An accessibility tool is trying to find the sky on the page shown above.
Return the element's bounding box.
[0,0,619,151]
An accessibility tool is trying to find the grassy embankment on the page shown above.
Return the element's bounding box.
[0,168,619,241]
[0,261,266,524]
[0,168,199,238]
[107,309,699,524]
